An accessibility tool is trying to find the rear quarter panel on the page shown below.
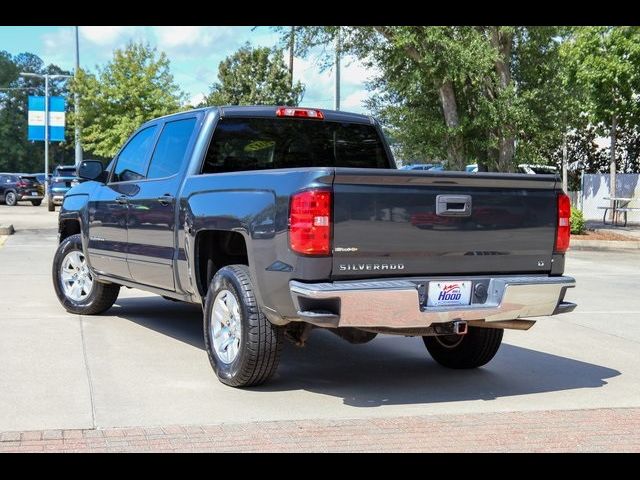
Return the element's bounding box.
[179,168,335,320]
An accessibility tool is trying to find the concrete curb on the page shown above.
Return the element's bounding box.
[570,239,640,251]
[0,224,15,235]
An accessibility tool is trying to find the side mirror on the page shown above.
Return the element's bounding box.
[78,160,105,182]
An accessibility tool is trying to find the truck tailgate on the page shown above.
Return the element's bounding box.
[331,169,559,279]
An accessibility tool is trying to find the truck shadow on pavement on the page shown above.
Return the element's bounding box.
[111,296,620,407]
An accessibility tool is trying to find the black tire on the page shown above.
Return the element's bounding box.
[31,200,42,206]
[423,327,503,369]
[52,234,120,315]
[5,191,17,206]
[203,264,283,387]
[47,200,55,212]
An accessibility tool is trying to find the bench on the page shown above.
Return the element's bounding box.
[598,206,640,227]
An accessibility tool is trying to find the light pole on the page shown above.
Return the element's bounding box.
[334,27,341,111]
[20,72,72,211]
[74,26,82,168]
[289,26,295,88]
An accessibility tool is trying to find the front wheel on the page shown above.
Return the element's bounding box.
[423,327,503,369]
[52,234,120,314]
[203,265,283,387]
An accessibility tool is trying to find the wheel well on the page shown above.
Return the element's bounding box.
[59,219,81,243]
[195,230,248,297]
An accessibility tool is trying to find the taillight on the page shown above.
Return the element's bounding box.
[555,192,571,253]
[276,107,324,119]
[289,190,331,255]
[16,181,27,188]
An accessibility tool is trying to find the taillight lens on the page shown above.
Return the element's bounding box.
[289,190,331,255]
[16,181,27,188]
[555,192,571,253]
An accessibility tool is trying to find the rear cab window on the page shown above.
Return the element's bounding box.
[201,117,391,174]
[146,117,197,180]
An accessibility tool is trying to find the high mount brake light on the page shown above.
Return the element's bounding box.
[555,192,571,253]
[276,107,324,120]
[289,190,331,255]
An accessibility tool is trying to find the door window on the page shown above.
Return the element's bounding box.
[146,118,197,180]
[111,125,158,182]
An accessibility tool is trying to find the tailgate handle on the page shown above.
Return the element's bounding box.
[436,195,472,217]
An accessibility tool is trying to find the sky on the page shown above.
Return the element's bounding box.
[0,26,376,114]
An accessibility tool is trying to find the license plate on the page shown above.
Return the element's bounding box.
[427,281,472,307]
[30,192,38,196]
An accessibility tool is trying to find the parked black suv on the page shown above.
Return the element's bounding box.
[0,173,44,206]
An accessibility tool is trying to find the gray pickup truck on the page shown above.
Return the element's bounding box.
[53,106,576,387]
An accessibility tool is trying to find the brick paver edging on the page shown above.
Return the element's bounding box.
[1,407,639,453]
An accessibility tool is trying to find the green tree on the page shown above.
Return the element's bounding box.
[285,26,578,172]
[562,27,640,193]
[203,44,304,107]
[72,42,186,158]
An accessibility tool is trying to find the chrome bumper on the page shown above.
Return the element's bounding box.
[289,276,576,329]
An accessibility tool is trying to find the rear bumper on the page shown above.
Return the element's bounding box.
[289,275,576,329]
[17,194,43,201]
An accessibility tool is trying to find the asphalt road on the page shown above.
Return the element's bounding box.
[1,204,639,432]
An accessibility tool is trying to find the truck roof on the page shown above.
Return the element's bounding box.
[145,106,374,126]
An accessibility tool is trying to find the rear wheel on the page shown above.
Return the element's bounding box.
[5,191,17,206]
[423,327,503,369]
[203,265,283,387]
[52,234,120,314]
[31,200,42,206]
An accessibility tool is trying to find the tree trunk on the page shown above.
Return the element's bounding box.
[373,27,465,170]
[609,113,617,222]
[496,136,515,173]
[490,27,515,173]
[438,80,464,170]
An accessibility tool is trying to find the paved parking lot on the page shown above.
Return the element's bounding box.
[1,204,639,451]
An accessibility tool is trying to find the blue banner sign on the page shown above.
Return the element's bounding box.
[28,96,66,142]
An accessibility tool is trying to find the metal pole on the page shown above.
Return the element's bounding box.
[19,71,71,211]
[334,27,341,111]
[610,113,617,223]
[289,26,295,89]
[580,167,584,212]
[74,26,82,167]
[44,74,51,210]
[73,27,82,168]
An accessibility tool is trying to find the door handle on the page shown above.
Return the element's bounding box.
[116,195,129,205]
[157,194,174,206]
